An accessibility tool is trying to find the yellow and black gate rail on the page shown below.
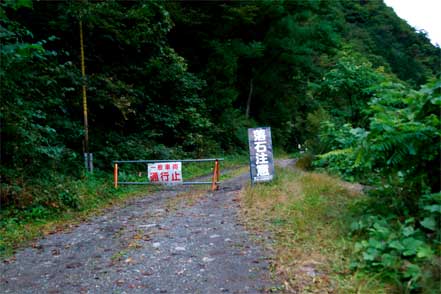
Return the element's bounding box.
[113,158,222,191]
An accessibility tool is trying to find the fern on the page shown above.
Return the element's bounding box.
[317,148,354,159]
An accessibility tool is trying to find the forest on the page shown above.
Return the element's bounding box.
[1,0,440,292]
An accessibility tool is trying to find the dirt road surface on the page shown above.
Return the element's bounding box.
[0,164,294,294]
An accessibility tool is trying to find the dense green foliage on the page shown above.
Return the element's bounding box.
[1,0,440,291]
[313,78,440,291]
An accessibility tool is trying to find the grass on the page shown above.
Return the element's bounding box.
[240,166,392,293]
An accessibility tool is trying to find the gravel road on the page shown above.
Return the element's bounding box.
[1,168,282,294]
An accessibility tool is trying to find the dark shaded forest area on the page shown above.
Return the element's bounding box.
[1,1,440,292]
[2,0,439,176]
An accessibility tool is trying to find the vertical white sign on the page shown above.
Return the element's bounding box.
[248,127,274,183]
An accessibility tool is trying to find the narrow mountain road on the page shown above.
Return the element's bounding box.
[0,163,295,294]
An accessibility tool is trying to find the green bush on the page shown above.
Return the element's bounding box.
[313,79,441,291]
[312,120,370,182]
[351,193,440,292]
[295,152,314,171]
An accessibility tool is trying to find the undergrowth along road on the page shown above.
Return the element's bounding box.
[240,160,391,293]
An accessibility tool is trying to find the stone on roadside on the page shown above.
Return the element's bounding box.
[202,257,215,262]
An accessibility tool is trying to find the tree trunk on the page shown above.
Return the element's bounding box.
[245,78,253,118]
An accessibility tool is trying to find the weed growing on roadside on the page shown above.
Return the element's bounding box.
[241,167,389,293]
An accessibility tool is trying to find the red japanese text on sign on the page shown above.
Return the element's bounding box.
[148,162,182,184]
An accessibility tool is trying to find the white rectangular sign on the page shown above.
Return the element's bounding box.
[148,162,182,184]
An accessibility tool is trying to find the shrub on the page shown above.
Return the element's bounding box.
[314,79,441,291]
[295,152,314,170]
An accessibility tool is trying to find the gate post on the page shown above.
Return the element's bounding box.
[114,163,118,188]
[211,159,220,191]
[216,159,220,188]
